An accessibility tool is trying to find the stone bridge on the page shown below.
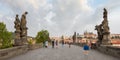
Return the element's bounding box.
[6,44,119,60]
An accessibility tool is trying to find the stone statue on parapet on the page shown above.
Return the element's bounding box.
[14,14,20,31]
[102,8,109,34]
[20,12,28,29]
[95,24,103,45]
[95,8,111,45]
[14,12,28,46]
[14,14,21,46]
[20,12,28,44]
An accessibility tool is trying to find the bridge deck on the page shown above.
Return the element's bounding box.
[8,44,119,60]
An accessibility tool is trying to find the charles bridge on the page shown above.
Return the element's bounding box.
[0,8,120,60]
[0,44,120,60]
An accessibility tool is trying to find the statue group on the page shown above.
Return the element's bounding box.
[95,8,111,46]
[14,12,28,46]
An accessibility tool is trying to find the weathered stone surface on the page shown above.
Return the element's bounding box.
[0,44,43,60]
[7,44,119,60]
[0,45,28,60]
[97,46,120,58]
[28,44,42,50]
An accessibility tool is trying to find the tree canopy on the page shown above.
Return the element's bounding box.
[35,30,50,43]
[0,22,13,49]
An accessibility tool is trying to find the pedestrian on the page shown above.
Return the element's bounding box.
[83,43,90,55]
[56,40,58,48]
[45,41,48,48]
[43,41,45,48]
[61,40,64,47]
[52,40,55,48]
[68,42,71,48]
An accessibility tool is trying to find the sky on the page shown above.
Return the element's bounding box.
[0,0,120,37]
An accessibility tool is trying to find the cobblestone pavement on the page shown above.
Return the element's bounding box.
[8,44,119,60]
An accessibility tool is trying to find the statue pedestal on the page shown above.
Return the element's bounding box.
[14,39,22,46]
[14,30,22,46]
[21,37,28,45]
[102,33,111,45]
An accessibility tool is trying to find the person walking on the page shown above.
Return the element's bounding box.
[55,40,58,48]
[52,40,55,48]
[61,40,64,47]
[43,41,45,48]
[83,43,90,55]
[45,41,48,48]
[68,42,71,48]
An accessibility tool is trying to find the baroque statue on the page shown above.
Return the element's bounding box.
[95,8,111,45]
[14,12,28,46]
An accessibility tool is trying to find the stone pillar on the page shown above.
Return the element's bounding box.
[72,32,76,43]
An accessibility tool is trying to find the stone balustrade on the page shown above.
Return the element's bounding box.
[0,44,42,60]
[28,44,42,50]
[97,46,120,58]
[0,45,28,60]
[73,43,120,58]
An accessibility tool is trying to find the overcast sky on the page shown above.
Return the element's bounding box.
[0,0,120,37]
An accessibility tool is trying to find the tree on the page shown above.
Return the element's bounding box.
[35,30,50,43]
[0,22,13,49]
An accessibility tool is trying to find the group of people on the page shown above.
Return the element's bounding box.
[43,40,72,48]
[43,40,90,55]
[43,40,59,48]
[51,40,58,48]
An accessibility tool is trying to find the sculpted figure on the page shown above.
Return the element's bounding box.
[21,12,28,29]
[102,8,109,33]
[95,24,103,43]
[14,14,20,30]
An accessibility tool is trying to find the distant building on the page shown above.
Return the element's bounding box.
[84,31,97,39]
[110,34,120,39]
[77,32,97,44]
[110,34,120,46]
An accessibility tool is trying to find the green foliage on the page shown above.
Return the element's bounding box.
[35,30,49,43]
[0,22,13,49]
[0,22,7,32]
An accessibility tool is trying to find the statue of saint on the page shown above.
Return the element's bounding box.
[102,8,109,33]
[20,12,28,29]
[14,14,21,46]
[95,8,111,45]
[14,14,20,31]
[95,24,103,43]
[103,8,107,19]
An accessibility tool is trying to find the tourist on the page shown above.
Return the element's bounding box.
[52,40,55,48]
[68,42,71,48]
[61,40,64,47]
[55,40,58,48]
[83,43,90,55]
[45,41,48,48]
[43,41,45,48]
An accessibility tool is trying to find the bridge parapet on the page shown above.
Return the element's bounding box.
[73,43,120,58]
[0,45,28,60]
[0,44,42,60]
[97,46,120,58]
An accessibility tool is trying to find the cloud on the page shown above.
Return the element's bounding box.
[0,0,120,37]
